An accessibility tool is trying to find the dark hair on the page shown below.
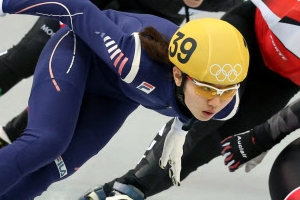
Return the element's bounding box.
[139,26,173,67]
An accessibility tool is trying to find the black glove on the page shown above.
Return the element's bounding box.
[220,129,265,172]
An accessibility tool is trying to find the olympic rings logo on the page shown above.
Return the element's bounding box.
[209,64,243,82]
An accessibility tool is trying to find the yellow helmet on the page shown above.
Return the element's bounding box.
[169,18,249,85]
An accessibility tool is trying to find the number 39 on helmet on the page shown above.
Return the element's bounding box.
[169,18,249,85]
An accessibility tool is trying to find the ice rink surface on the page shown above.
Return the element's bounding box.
[0,11,300,200]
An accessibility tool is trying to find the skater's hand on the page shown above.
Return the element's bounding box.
[220,129,265,172]
[78,185,106,200]
[159,117,187,186]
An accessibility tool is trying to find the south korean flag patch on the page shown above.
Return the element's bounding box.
[137,81,155,94]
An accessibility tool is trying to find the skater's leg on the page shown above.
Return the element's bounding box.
[0,17,60,95]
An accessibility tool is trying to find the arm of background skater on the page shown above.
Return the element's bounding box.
[221,98,300,172]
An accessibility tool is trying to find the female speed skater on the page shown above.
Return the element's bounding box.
[0,0,249,199]
[0,0,244,148]
[75,0,300,199]
[1,0,297,199]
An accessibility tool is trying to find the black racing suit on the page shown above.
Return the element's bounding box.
[267,98,300,200]
[120,0,243,25]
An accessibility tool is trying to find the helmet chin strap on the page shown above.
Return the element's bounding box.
[175,73,196,131]
[175,73,187,108]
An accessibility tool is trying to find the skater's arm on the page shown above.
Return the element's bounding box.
[221,98,300,172]
[1,0,175,80]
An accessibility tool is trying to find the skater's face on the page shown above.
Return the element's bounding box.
[173,67,237,121]
[183,0,204,8]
